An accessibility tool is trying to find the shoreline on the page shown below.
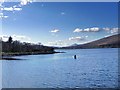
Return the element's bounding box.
[57,47,119,50]
[1,51,65,60]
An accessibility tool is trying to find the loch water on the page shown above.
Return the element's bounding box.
[2,48,119,88]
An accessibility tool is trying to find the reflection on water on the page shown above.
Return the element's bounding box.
[2,48,118,88]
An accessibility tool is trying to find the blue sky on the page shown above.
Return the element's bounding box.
[1,2,118,46]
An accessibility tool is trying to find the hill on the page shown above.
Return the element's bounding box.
[61,34,120,49]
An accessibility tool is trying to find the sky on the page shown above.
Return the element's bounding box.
[0,1,119,47]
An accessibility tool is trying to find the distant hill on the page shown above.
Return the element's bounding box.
[61,34,120,49]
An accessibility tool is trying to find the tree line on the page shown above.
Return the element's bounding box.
[2,36,54,53]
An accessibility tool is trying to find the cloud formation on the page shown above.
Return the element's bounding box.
[13,7,22,11]
[0,13,8,18]
[84,27,100,32]
[103,27,118,34]
[0,0,4,3]
[20,0,33,6]
[69,36,88,41]
[48,40,68,46]
[12,34,31,41]
[50,29,60,33]
[69,36,83,41]
[110,28,118,34]
[103,27,110,31]
[1,34,31,42]
[73,27,100,33]
[89,27,100,32]
[0,0,33,18]
[73,27,119,34]
[73,28,82,33]
[48,35,88,47]
[2,7,22,11]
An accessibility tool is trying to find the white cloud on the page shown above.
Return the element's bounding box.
[3,7,22,11]
[3,15,8,18]
[103,27,118,34]
[13,5,17,8]
[103,27,110,31]
[3,7,14,11]
[0,13,8,18]
[2,35,9,38]
[0,35,9,41]
[1,34,31,42]
[73,28,82,33]
[50,29,59,33]
[69,36,83,41]
[84,28,90,32]
[48,40,66,47]
[0,7,3,10]
[12,34,31,42]
[47,36,88,47]
[48,42,54,44]
[0,0,4,3]
[13,7,22,11]
[84,27,100,32]
[90,27,100,32]
[20,0,33,6]
[73,27,100,32]
[0,35,8,40]
[0,0,32,18]
[111,28,118,34]
[0,13,3,16]
[69,36,88,42]
[20,0,28,5]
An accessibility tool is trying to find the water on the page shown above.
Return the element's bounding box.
[2,48,118,88]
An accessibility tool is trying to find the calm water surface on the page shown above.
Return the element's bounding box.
[2,48,118,88]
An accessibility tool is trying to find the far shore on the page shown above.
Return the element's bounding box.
[1,51,65,60]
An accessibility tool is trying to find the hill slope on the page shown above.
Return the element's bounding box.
[62,34,120,49]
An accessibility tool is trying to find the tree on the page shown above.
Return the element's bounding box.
[7,36,13,52]
[8,36,13,43]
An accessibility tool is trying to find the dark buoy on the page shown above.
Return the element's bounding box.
[74,55,77,59]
